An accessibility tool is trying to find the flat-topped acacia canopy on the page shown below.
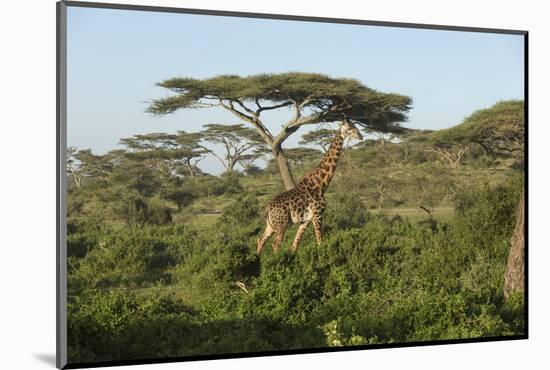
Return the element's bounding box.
[148,72,412,189]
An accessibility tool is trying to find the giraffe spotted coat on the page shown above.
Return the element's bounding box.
[257,121,363,253]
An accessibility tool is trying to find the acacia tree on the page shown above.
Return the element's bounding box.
[66,147,82,188]
[120,132,209,181]
[300,126,364,169]
[66,147,113,189]
[147,73,412,190]
[452,100,525,299]
[238,150,267,176]
[412,100,524,170]
[299,128,335,152]
[199,124,268,173]
[417,100,525,298]
[426,142,469,169]
[437,100,524,164]
[284,147,323,168]
[408,130,470,169]
[119,133,179,181]
[174,131,208,179]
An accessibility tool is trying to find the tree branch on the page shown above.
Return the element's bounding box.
[273,110,326,147]
[193,102,219,108]
[256,101,292,114]
[219,99,275,145]
[198,144,228,170]
[233,99,257,117]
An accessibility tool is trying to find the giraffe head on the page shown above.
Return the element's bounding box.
[339,120,363,140]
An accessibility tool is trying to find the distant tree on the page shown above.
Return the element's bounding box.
[414,100,525,299]
[238,150,266,176]
[111,158,160,197]
[161,188,195,211]
[442,100,524,164]
[283,147,323,168]
[66,147,81,188]
[147,73,411,190]
[120,132,177,152]
[174,131,208,180]
[103,149,127,168]
[456,101,525,300]
[109,145,161,197]
[66,147,113,189]
[411,100,525,170]
[119,133,179,180]
[455,100,524,300]
[299,128,335,152]
[119,132,208,181]
[410,130,470,169]
[428,142,469,169]
[300,126,365,169]
[199,124,269,173]
[366,130,401,152]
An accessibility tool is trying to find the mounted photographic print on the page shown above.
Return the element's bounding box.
[57,1,527,368]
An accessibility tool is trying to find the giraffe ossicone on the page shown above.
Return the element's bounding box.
[257,120,363,254]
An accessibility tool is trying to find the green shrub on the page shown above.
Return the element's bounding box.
[146,198,173,225]
[113,194,172,226]
[114,194,149,226]
[324,193,370,230]
[161,187,195,211]
[66,176,525,362]
[220,193,261,228]
[69,226,190,290]
[222,173,244,195]
[453,174,523,256]
[68,289,196,363]
[67,219,106,258]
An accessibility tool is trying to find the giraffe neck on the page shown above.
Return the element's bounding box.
[315,131,344,193]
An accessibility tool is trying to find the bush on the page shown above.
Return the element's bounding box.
[114,194,172,226]
[68,289,197,363]
[324,193,370,230]
[161,187,195,211]
[69,226,190,290]
[114,194,149,226]
[67,176,525,363]
[67,219,106,258]
[146,198,173,225]
[222,173,244,195]
[212,241,261,281]
[453,174,523,255]
[220,193,261,227]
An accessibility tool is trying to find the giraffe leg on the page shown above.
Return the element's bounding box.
[257,223,274,254]
[291,221,310,252]
[312,216,323,245]
[272,228,286,252]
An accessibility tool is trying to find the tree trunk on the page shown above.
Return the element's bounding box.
[504,191,525,299]
[72,173,82,189]
[228,158,238,173]
[273,146,296,190]
[426,147,467,169]
[185,163,194,180]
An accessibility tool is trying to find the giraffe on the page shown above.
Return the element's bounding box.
[257,120,363,254]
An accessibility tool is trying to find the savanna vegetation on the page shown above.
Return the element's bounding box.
[66,73,525,364]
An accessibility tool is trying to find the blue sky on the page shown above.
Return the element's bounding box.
[67,6,524,174]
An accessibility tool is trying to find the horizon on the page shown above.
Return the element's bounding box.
[67,6,525,175]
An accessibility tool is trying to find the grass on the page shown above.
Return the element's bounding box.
[370,206,454,223]
[172,205,455,228]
